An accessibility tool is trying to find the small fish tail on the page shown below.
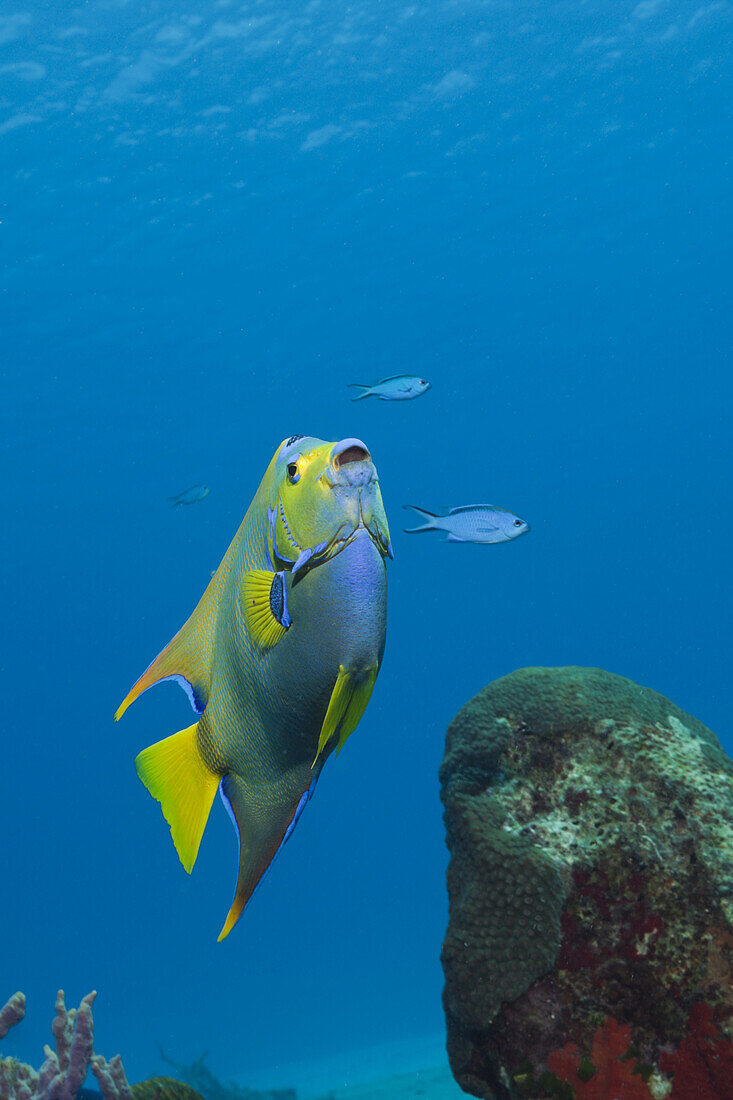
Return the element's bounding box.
[347,383,372,401]
[402,504,438,533]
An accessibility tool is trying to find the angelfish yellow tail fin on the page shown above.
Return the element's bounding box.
[135,723,220,874]
[313,664,378,767]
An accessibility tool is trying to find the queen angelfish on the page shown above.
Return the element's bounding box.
[116,436,392,940]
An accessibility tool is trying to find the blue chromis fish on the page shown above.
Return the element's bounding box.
[348,375,432,402]
[403,504,529,544]
[169,485,210,507]
[117,436,391,940]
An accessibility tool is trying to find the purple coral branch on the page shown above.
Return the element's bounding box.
[62,991,96,1100]
[1,991,131,1100]
[0,994,25,1041]
[52,992,74,1073]
[36,1047,59,1094]
[92,1055,133,1100]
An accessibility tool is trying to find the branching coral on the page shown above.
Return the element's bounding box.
[0,990,132,1100]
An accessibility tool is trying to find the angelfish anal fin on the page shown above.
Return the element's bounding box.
[217,773,314,941]
[135,722,220,874]
[240,569,291,650]
[313,664,379,767]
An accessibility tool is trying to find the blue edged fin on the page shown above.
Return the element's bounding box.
[217,772,318,941]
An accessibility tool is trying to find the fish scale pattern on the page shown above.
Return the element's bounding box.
[119,436,389,938]
[197,487,276,779]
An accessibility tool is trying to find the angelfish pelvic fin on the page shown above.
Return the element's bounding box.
[313,664,379,767]
[217,773,313,941]
[135,722,220,874]
[240,569,291,649]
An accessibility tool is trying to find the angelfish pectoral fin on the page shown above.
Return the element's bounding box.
[240,569,291,649]
[313,664,379,767]
[135,722,220,874]
[217,773,315,941]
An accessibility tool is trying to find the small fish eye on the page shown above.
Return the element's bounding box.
[513,518,523,527]
[287,463,300,483]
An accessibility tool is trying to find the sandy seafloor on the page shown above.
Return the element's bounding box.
[310,1066,462,1100]
[244,1034,465,1098]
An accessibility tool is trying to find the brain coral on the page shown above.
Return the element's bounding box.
[131,1079,204,1100]
[440,667,733,1100]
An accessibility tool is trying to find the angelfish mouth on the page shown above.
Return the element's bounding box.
[333,438,371,468]
[335,444,370,467]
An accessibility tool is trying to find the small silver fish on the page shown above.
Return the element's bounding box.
[403,504,529,544]
[169,485,211,508]
[349,375,432,402]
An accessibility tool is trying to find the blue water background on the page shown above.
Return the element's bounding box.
[2,0,731,1090]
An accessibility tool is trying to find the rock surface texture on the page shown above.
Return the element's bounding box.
[440,667,733,1100]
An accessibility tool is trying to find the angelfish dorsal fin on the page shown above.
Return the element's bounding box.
[115,514,250,721]
[313,665,378,767]
[115,622,212,720]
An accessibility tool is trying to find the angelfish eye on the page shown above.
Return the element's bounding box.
[287,463,300,483]
[513,519,523,527]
